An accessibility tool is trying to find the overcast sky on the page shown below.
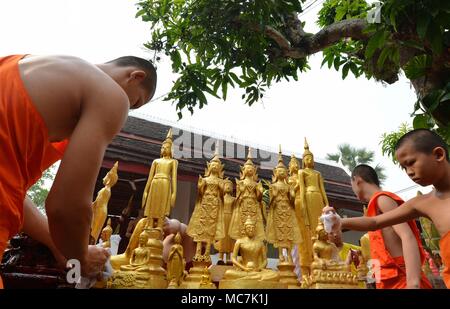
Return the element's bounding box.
[0,0,430,199]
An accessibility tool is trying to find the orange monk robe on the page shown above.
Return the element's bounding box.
[0,55,68,288]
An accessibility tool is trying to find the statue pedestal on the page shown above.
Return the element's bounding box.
[309,269,361,289]
[180,258,215,289]
[219,277,287,289]
[278,262,301,289]
[109,228,167,289]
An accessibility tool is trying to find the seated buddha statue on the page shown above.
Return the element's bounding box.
[310,218,350,272]
[222,217,279,282]
[120,229,151,273]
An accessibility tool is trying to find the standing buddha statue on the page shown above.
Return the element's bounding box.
[288,154,313,281]
[229,148,265,242]
[99,218,113,249]
[298,138,329,239]
[142,128,178,230]
[187,143,225,262]
[90,161,118,244]
[266,146,301,263]
[167,232,186,288]
[214,178,236,265]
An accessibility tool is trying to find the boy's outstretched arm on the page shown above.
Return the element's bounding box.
[336,201,420,231]
[45,82,128,277]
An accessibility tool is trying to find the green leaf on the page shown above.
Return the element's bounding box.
[333,57,341,71]
[416,14,431,39]
[221,79,228,101]
[335,7,347,22]
[365,30,388,59]
[170,50,182,71]
[377,47,390,68]
[413,114,430,129]
[342,63,350,79]
[403,54,432,80]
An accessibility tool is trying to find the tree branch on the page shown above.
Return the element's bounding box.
[306,19,369,54]
[236,18,369,59]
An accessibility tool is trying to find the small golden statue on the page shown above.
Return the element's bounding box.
[142,128,178,230]
[266,146,301,288]
[100,218,113,249]
[214,178,236,265]
[167,232,186,288]
[110,227,167,289]
[288,154,313,281]
[229,148,266,242]
[267,147,301,263]
[111,217,147,271]
[90,161,118,244]
[182,143,224,289]
[308,218,359,289]
[199,267,216,289]
[219,217,285,289]
[187,143,226,262]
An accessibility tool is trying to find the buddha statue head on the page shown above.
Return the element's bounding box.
[205,141,225,177]
[161,128,173,158]
[100,218,113,242]
[288,154,299,175]
[315,218,328,242]
[103,161,119,187]
[272,145,288,182]
[240,147,258,181]
[223,178,233,195]
[139,229,151,247]
[302,138,314,169]
[244,217,256,238]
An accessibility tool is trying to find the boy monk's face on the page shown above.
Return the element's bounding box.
[395,140,437,186]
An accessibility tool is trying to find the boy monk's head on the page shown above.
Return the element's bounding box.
[351,164,380,202]
[395,129,449,186]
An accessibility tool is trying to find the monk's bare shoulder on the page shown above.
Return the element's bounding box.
[19,55,128,141]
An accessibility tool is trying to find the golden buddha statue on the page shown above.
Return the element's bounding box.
[214,178,236,265]
[309,218,359,289]
[267,147,301,264]
[199,267,216,289]
[299,138,329,234]
[120,229,151,272]
[142,128,178,230]
[100,218,113,249]
[288,153,313,281]
[187,143,225,262]
[90,161,118,244]
[167,232,185,288]
[229,148,265,242]
[110,227,168,289]
[111,217,147,271]
[219,217,285,289]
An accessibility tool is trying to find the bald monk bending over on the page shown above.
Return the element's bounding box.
[0,55,156,288]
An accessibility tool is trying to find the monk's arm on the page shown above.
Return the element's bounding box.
[341,200,419,231]
[377,196,421,288]
[22,197,66,267]
[45,84,128,272]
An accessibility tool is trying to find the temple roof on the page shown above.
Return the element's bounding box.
[98,116,362,217]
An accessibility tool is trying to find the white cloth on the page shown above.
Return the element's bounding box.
[75,246,113,289]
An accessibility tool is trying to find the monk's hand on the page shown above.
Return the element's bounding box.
[80,245,110,278]
[322,206,342,232]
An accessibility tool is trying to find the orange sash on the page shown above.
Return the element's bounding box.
[439,230,450,288]
[366,191,431,289]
